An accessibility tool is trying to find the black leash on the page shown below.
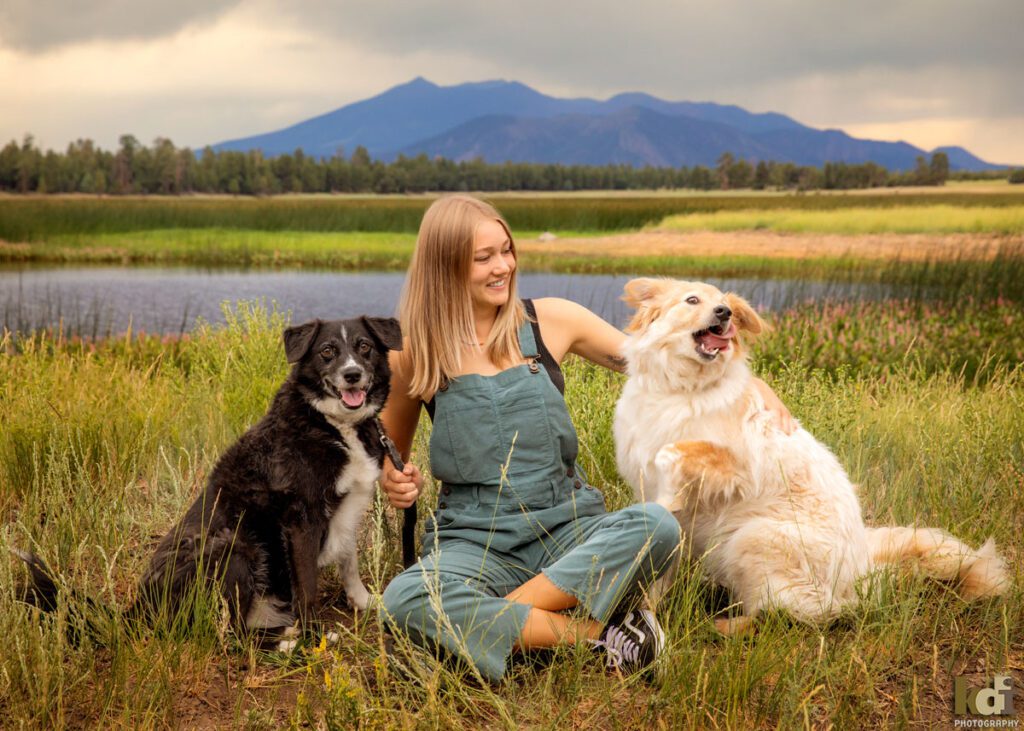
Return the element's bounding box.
[374,418,417,568]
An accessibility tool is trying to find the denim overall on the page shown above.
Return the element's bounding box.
[380,311,680,682]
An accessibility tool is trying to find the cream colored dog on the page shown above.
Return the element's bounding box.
[614,278,1009,634]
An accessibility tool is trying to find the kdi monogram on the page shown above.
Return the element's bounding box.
[954,675,1016,716]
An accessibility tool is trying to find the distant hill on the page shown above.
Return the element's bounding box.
[396,107,779,168]
[212,78,1005,172]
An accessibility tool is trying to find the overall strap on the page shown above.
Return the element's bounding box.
[522,298,566,395]
[518,304,540,360]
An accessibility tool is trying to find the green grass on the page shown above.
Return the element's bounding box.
[2,301,1021,728]
[756,297,1024,384]
[3,192,1024,241]
[0,229,418,268]
[658,205,1024,235]
[0,228,596,268]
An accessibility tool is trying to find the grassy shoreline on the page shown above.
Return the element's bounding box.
[5,230,1023,307]
[3,193,1023,281]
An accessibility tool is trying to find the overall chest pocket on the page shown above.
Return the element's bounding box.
[430,370,558,486]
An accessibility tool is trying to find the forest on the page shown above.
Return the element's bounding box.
[2,134,1002,196]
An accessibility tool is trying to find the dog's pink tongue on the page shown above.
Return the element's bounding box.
[341,389,366,407]
[702,322,737,350]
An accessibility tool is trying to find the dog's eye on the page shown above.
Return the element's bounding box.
[357,340,372,355]
[686,296,700,305]
[320,346,336,360]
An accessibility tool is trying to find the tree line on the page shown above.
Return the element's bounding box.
[0,134,998,196]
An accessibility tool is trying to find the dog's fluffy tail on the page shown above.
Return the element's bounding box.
[13,549,119,641]
[14,549,62,611]
[865,526,1010,599]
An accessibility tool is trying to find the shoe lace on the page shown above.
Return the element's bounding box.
[628,611,665,654]
[597,622,644,669]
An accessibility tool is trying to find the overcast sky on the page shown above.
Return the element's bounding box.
[2,0,1021,164]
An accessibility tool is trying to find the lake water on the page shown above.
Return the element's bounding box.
[1,266,899,336]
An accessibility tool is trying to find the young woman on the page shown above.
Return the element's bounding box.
[378,195,791,682]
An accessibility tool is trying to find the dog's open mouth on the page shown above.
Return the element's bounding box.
[693,321,736,360]
[339,388,367,409]
[324,381,368,409]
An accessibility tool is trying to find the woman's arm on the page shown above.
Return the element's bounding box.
[379,349,425,509]
[531,297,628,372]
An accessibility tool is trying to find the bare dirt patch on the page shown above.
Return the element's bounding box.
[519,230,1018,262]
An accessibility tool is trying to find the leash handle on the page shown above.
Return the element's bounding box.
[375,419,418,569]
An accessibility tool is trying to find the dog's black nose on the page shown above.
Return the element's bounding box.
[714,304,732,321]
[342,366,363,384]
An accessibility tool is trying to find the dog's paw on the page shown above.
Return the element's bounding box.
[714,615,755,637]
[272,625,301,652]
[346,582,371,612]
[654,444,682,477]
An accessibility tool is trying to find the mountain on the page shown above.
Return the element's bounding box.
[748,127,928,170]
[599,92,804,135]
[211,78,1004,171]
[396,107,780,167]
[212,77,598,159]
[931,146,999,172]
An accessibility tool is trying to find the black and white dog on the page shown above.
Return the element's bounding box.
[20,316,401,649]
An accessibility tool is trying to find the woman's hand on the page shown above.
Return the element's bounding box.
[380,456,424,509]
[753,378,797,435]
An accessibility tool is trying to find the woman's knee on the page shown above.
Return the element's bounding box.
[649,503,682,541]
[379,570,427,628]
[624,503,681,564]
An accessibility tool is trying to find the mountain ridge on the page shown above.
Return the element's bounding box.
[211,78,1004,171]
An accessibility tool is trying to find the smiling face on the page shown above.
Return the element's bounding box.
[284,316,402,422]
[468,218,516,315]
[623,278,765,382]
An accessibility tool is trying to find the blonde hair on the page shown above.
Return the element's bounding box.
[400,195,525,400]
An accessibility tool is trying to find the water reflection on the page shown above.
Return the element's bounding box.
[1,266,903,336]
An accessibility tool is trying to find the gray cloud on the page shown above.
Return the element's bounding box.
[1,0,1021,161]
[269,0,1024,116]
[0,0,242,51]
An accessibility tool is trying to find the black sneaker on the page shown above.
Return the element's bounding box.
[590,608,666,674]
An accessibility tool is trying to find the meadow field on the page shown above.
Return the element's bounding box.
[658,205,1024,236]
[2,187,1024,241]
[1,189,1022,728]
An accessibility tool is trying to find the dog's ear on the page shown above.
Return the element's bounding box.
[283,320,322,363]
[361,316,403,352]
[622,278,670,309]
[724,294,766,335]
[623,278,672,334]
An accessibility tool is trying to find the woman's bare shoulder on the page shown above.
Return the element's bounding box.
[529,298,592,362]
[530,297,588,324]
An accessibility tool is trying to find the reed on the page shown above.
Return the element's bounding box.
[3,191,1024,241]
